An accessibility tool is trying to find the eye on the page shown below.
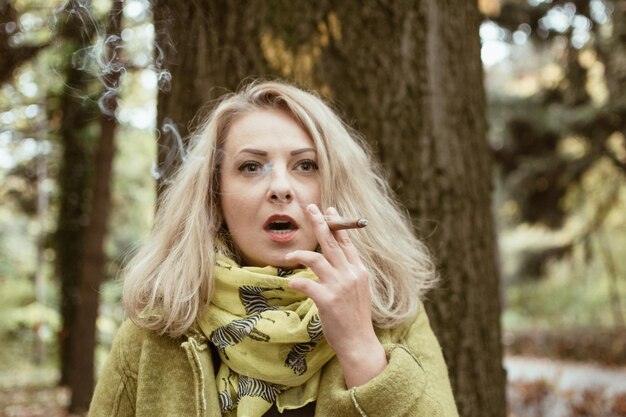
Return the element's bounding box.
[238,161,264,174]
[295,159,319,172]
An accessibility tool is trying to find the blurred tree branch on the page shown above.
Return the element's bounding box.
[0,3,48,83]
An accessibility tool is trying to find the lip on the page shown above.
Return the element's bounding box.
[263,214,299,243]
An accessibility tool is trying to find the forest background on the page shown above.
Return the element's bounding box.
[1,0,625,416]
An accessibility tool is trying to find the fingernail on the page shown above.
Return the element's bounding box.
[285,252,293,259]
[307,204,320,215]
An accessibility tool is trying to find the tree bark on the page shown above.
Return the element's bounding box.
[418,2,507,415]
[66,99,118,413]
[55,55,96,388]
[67,1,122,413]
[153,0,275,191]
[298,1,507,415]
[34,110,50,365]
[54,0,115,387]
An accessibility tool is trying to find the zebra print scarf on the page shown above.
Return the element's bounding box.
[198,254,335,417]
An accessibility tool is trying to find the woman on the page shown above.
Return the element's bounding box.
[89,81,458,417]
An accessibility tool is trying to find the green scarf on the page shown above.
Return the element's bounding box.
[198,254,335,417]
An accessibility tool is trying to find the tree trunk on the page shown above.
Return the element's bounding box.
[34,108,50,365]
[67,102,118,413]
[152,1,506,415]
[55,57,96,388]
[418,2,506,414]
[597,229,625,329]
[153,0,275,190]
[55,0,115,387]
[310,2,506,414]
[283,2,506,415]
[67,1,122,413]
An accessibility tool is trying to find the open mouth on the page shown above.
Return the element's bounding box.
[264,215,299,236]
[267,220,295,233]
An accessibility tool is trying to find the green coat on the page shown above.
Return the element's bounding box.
[88,307,459,417]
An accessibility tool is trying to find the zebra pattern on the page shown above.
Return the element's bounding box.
[307,314,323,342]
[209,314,271,359]
[284,314,325,375]
[238,375,281,404]
[277,268,293,277]
[218,377,234,412]
[238,286,284,315]
[284,341,317,375]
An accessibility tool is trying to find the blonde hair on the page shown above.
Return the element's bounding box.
[123,80,437,337]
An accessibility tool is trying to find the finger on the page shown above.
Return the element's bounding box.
[306,203,347,267]
[326,207,361,266]
[285,250,334,283]
[288,278,328,304]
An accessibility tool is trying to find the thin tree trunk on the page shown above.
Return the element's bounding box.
[597,229,625,328]
[55,60,95,387]
[34,111,49,365]
[67,1,122,412]
[55,0,111,386]
[67,103,118,413]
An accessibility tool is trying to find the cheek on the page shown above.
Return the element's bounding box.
[220,184,262,227]
[220,173,248,208]
[293,178,321,204]
[221,194,245,226]
[219,184,242,227]
[306,184,322,207]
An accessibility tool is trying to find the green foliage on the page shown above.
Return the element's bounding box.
[0,0,156,377]
[3,301,60,333]
[503,259,625,330]
[0,206,35,278]
[486,0,626,334]
[106,127,155,273]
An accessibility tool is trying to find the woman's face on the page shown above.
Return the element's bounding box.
[219,109,321,268]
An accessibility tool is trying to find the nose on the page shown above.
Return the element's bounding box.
[267,167,293,204]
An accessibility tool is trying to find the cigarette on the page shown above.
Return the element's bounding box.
[324,217,368,231]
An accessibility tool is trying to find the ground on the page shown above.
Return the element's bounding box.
[506,356,626,417]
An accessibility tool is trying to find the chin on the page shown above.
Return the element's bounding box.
[242,253,295,269]
[262,254,304,270]
[267,256,302,270]
[276,261,304,270]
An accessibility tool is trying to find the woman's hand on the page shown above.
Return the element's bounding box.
[286,204,387,388]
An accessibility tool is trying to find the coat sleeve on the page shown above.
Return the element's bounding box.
[319,307,459,417]
[88,320,139,417]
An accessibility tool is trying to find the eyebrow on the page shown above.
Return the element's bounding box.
[238,147,317,156]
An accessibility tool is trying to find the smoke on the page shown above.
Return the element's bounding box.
[50,0,175,116]
[95,34,125,117]
[50,0,182,179]
[161,119,186,161]
[51,0,125,117]
[61,0,101,38]
[150,160,163,182]
[153,41,172,92]
[152,119,192,183]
